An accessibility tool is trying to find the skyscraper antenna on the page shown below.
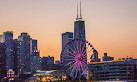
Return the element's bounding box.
[76,4,79,20]
[80,0,82,19]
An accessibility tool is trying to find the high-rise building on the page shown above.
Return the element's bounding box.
[13,39,19,75]
[0,43,6,81]
[61,32,73,64]
[62,32,73,49]
[0,31,41,76]
[17,33,41,73]
[30,39,41,72]
[18,38,25,74]
[102,53,114,61]
[30,51,41,72]
[18,33,31,72]
[0,31,13,71]
[74,2,87,65]
[74,1,86,40]
[74,18,86,39]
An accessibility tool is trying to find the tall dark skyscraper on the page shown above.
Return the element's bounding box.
[74,2,87,64]
[0,31,13,71]
[60,32,73,64]
[30,39,41,72]
[18,37,25,74]
[0,43,6,80]
[74,1,86,40]
[18,33,31,72]
[13,39,19,75]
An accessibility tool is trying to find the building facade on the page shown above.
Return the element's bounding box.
[30,51,41,72]
[18,33,31,73]
[18,38,25,74]
[88,58,137,81]
[74,19,86,40]
[13,39,19,75]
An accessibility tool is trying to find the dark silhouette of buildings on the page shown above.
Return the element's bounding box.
[17,33,41,74]
[42,56,54,65]
[102,53,114,61]
[41,56,63,70]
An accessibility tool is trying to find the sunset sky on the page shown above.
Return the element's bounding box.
[0,0,137,61]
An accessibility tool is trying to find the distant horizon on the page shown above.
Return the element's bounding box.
[1,0,137,61]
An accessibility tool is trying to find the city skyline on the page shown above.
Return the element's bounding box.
[1,0,137,61]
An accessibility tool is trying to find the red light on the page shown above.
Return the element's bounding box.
[80,57,83,61]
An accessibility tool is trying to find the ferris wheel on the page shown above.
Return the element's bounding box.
[61,39,95,78]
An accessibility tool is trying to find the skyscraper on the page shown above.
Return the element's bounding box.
[0,31,13,71]
[17,33,41,73]
[30,50,41,72]
[60,32,73,64]
[18,33,31,72]
[30,39,41,72]
[13,39,19,75]
[18,38,25,74]
[74,1,87,64]
[74,1,86,40]
[0,43,6,81]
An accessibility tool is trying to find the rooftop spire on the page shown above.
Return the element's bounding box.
[80,0,82,19]
[76,4,79,20]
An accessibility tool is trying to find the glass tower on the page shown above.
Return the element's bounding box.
[61,32,73,64]
[74,2,87,65]
[4,31,13,71]
[18,33,31,72]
